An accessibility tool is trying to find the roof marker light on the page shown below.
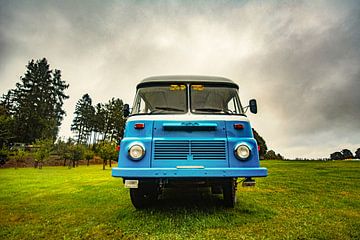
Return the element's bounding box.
[134,123,145,129]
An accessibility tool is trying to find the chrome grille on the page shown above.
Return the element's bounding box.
[191,140,227,160]
[154,140,189,160]
[154,140,226,160]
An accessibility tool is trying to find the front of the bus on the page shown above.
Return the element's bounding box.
[112,76,267,208]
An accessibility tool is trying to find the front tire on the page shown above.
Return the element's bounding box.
[130,183,158,209]
[223,178,237,208]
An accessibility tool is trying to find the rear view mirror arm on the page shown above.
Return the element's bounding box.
[243,105,249,113]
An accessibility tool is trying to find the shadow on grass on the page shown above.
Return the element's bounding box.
[112,187,276,238]
[149,188,271,212]
[119,187,276,213]
[155,188,225,209]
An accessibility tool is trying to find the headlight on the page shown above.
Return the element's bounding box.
[235,144,251,160]
[128,144,145,160]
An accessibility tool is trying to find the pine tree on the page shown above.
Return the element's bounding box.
[0,105,15,147]
[93,103,106,144]
[71,94,95,144]
[107,98,125,141]
[71,96,126,145]
[2,58,69,143]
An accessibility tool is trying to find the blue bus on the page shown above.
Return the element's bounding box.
[112,75,267,208]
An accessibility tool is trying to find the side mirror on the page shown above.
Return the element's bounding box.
[123,104,130,117]
[249,99,257,114]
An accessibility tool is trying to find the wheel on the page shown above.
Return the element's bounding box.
[211,186,223,194]
[130,183,158,209]
[223,178,237,208]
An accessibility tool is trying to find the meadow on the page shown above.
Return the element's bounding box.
[0,160,359,239]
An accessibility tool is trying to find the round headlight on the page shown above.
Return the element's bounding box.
[235,144,251,160]
[128,144,145,160]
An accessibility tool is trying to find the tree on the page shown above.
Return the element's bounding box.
[341,149,353,159]
[54,138,72,166]
[1,58,69,143]
[276,153,284,160]
[71,96,126,145]
[71,94,95,144]
[105,98,125,141]
[355,148,360,159]
[0,90,16,115]
[0,105,15,147]
[264,150,285,160]
[92,103,106,144]
[330,152,344,160]
[69,144,84,168]
[84,148,95,166]
[252,129,267,159]
[13,148,28,169]
[97,141,118,170]
[264,150,277,160]
[0,147,9,167]
[34,139,53,169]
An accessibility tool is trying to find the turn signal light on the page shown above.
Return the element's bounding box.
[134,123,145,129]
[234,123,244,129]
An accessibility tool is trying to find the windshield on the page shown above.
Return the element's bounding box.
[190,85,243,114]
[131,84,243,115]
[131,84,187,114]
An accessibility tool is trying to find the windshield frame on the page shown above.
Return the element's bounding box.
[130,83,245,116]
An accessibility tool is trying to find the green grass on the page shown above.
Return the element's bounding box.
[0,160,359,239]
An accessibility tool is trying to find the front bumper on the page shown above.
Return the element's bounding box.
[112,167,268,178]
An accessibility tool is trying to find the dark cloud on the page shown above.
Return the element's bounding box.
[0,0,359,158]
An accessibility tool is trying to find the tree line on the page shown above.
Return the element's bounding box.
[0,58,125,147]
[253,129,284,160]
[0,58,122,168]
[71,94,125,145]
[0,139,118,170]
[1,57,281,167]
[330,148,360,160]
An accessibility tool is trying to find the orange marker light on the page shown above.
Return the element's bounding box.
[234,123,244,130]
[134,123,145,129]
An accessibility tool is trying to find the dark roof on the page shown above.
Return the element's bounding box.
[137,75,238,89]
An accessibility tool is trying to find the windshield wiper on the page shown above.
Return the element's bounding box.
[150,107,184,114]
[193,108,235,115]
[194,108,223,112]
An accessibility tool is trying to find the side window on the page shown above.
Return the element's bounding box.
[133,92,153,114]
[138,97,148,113]
[226,97,238,114]
[133,95,149,114]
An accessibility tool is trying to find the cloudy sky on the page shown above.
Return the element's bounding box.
[0,0,359,158]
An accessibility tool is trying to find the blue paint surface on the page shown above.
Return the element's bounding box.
[113,119,268,178]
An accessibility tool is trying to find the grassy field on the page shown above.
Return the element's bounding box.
[0,160,359,240]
